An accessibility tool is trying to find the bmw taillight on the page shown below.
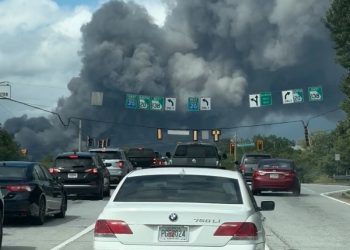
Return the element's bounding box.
[117,161,124,168]
[85,168,98,174]
[214,222,258,240]
[6,185,33,192]
[94,220,133,237]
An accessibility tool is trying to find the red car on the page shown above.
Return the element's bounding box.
[252,158,301,196]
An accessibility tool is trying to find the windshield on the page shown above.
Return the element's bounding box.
[127,148,155,158]
[174,145,218,158]
[115,175,242,204]
[0,166,28,179]
[93,151,122,160]
[258,160,294,170]
[55,157,94,168]
[244,155,271,164]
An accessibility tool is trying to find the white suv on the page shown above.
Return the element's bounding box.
[89,148,133,183]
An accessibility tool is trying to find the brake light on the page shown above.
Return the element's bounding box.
[94,220,133,237]
[214,222,257,240]
[6,185,33,192]
[85,168,98,174]
[69,155,79,159]
[283,171,295,177]
[117,161,124,168]
[153,158,157,165]
[48,167,60,174]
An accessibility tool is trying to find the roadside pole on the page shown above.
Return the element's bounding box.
[78,119,82,152]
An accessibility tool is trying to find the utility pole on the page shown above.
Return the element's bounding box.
[234,132,237,162]
[302,121,310,147]
[78,119,82,152]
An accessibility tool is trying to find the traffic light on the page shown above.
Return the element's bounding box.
[229,143,235,155]
[156,128,162,140]
[87,136,94,147]
[192,130,198,141]
[211,129,221,142]
[98,140,103,148]
[256,139,263,151]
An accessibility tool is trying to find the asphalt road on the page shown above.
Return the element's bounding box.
[256,184,350,250]
[2,184,350,250]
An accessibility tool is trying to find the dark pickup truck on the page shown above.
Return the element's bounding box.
[127,148,156,169]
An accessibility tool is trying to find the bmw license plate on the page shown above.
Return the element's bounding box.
[68,173,78,178]
[270,173,279,179]
[158,226,189,242]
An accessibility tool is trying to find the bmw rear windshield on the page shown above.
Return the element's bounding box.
[174,145,218,158]
[115,175,242,204]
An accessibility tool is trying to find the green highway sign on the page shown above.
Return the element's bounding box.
[150,96,164,111]
[188,97,200,111]
[125,94,138,109]
[308,86,323,101]
[260,92,272,106]
[138,95,151,110]
[293,89,304,103]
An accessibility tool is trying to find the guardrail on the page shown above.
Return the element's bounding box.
[333,175,350,181]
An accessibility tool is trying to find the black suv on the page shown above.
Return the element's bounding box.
[51,152,110,199]
[167,142,227,168]
[127,148,157,169]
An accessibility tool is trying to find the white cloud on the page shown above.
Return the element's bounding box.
[0,0,92,123]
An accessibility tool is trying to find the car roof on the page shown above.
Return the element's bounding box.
[0,161,36,167]
[56,151,96,157]
[127,167,241,179]
[259,158,294,162]
[89,148,123,152]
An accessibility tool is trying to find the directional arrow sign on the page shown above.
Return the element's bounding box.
[188,97,200,111]
[308,86,323,102]
[249,94,260,108]
[138,95,151,110]
[125,94,138,109]
[282,90,294,104]
[200,97,211,110]
[165,97,176,111]
[150,97,164,111]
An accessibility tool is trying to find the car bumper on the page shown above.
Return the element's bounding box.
[94,240,265,250]
[4,199,32,216]
[63,184,100,195]
[253,178,294,190]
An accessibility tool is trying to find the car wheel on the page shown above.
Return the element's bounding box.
[292,184,301,196]
[55,194,67,218]
[0,210,3,249]
[103,182,111,197]
[94,185,104,200]
[32,197,46,225]
[252,189,260,196]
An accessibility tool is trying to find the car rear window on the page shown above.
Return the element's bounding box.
[0,166,28,179]
[174,145,218,158]
[115,175,242,204]
[55,156,94,168]
[259,160,294,170]
[244,155,271,164]
[127,148,155,158]
[93,151,122,160]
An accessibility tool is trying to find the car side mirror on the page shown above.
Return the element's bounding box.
[166,152,171,158]
[259,201,275,211]
[222,153,227,159]
[234,160,239,165]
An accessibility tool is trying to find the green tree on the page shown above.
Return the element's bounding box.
[0,127,20,160]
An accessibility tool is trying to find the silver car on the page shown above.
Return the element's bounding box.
[89,148,133,183]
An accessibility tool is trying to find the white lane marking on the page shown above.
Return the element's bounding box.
[266,244,270,250]
[50,223,95,250]
[320,189,350,207]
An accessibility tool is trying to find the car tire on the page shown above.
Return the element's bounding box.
[32,197,46,225]
[252,189,260,196]
[0,210,3,249]
[292,184,301,196]
[55,194,67,218]
[103,183,111,197]
[94,185,104,200]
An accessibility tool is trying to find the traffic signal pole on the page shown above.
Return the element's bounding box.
[78,119,82,152]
